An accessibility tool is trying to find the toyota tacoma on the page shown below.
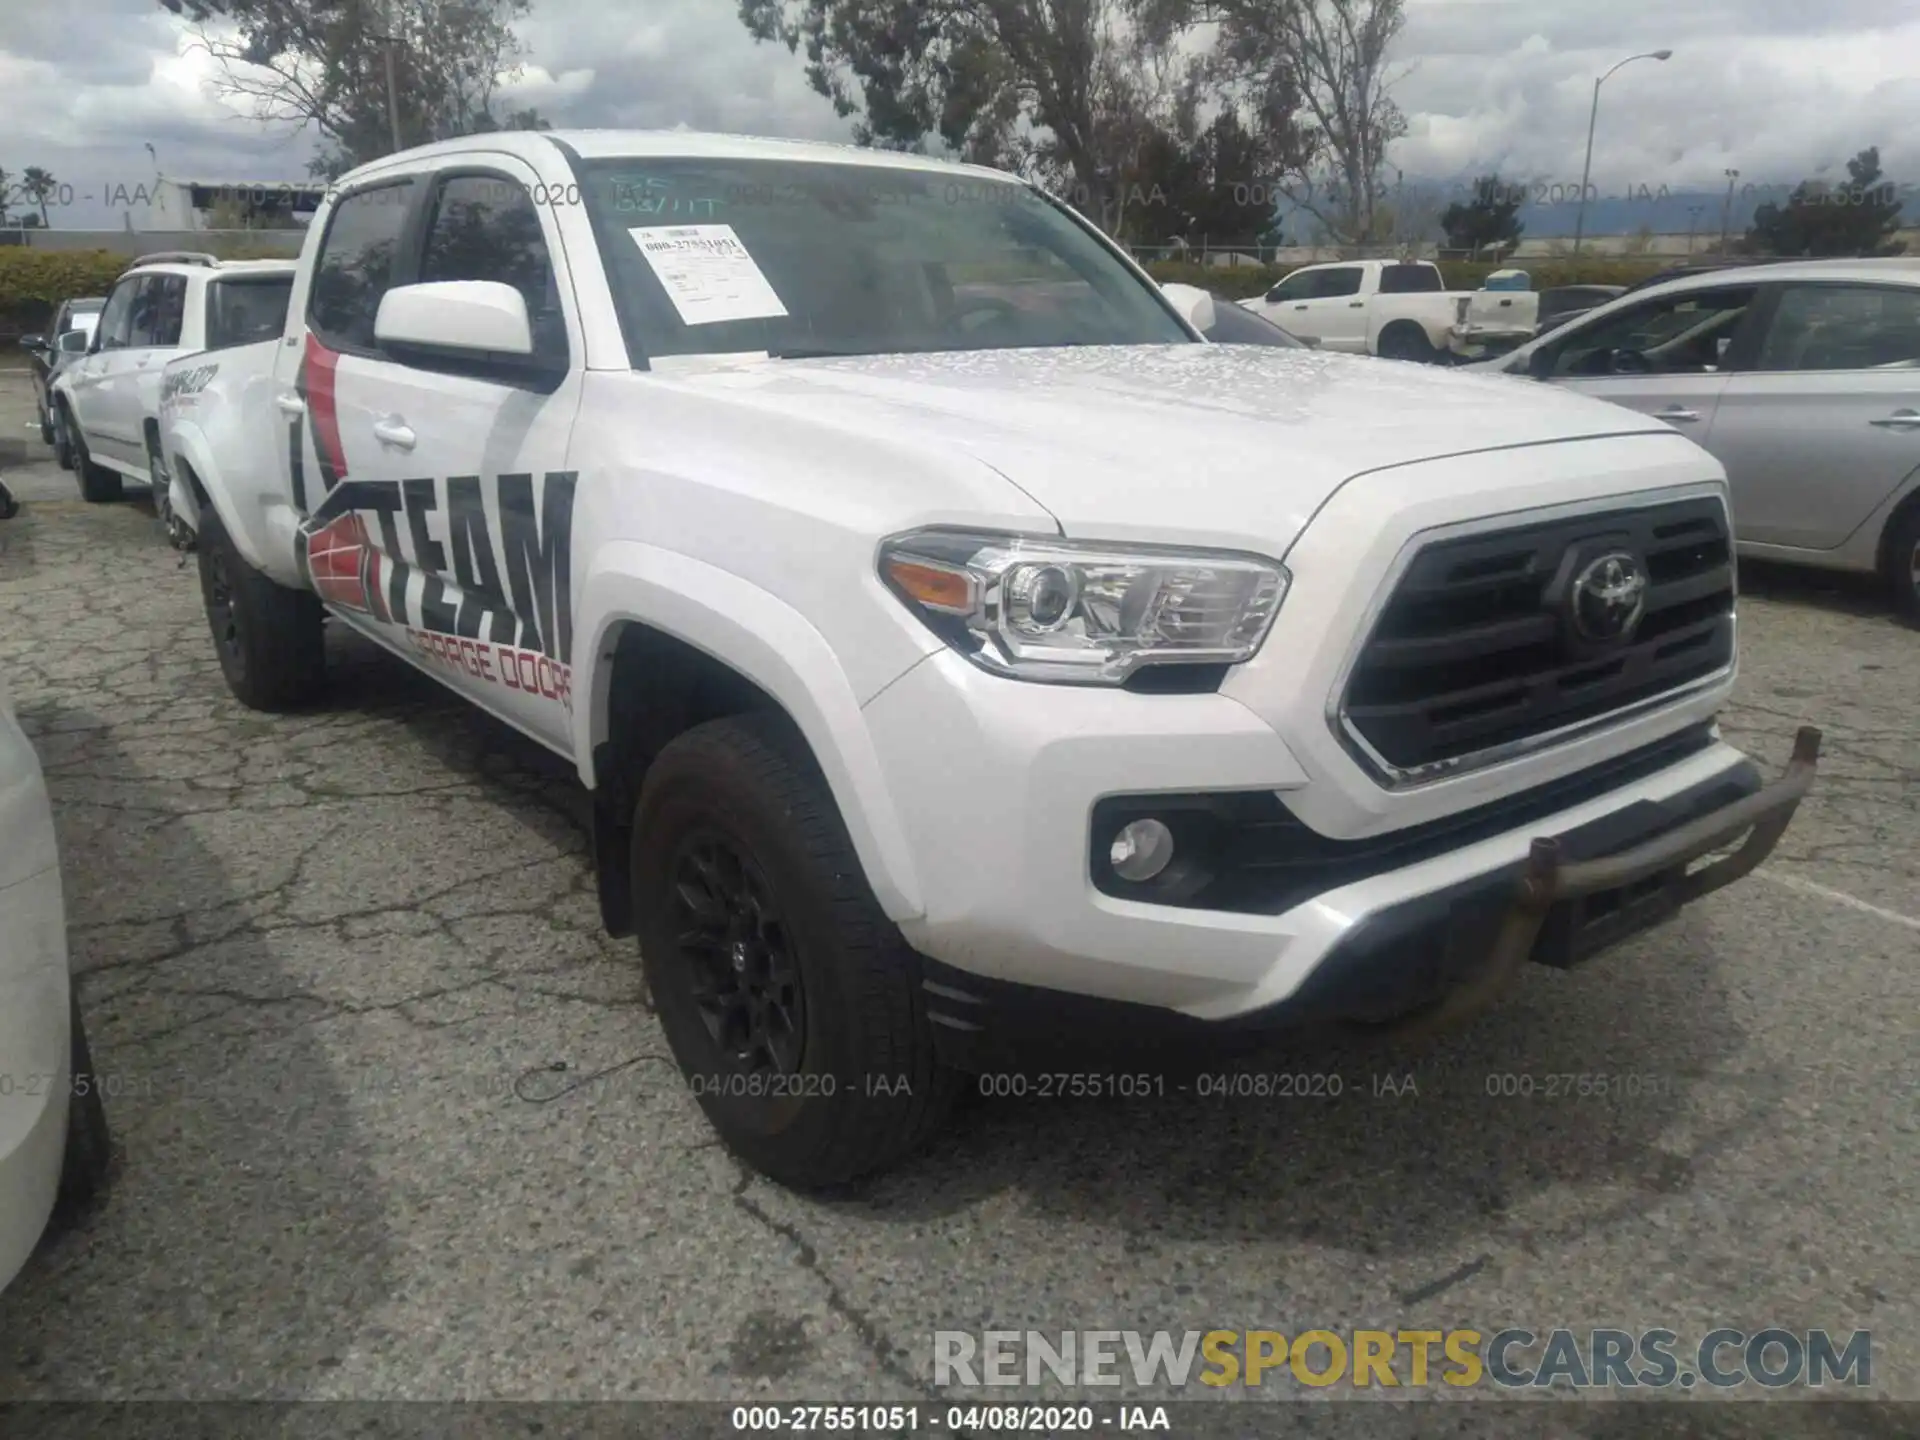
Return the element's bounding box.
[159,130,1821,1189]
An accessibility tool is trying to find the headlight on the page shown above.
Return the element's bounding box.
[878,530,1288,684]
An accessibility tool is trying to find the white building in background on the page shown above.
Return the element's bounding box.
[109,178,325,232]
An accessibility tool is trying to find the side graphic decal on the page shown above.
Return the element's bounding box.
[296,469,579,711]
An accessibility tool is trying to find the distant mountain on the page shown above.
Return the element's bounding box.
[1270,180,1909,242]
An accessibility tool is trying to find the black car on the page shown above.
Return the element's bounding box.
[1616,256,1799,297]
[20,296,105,444]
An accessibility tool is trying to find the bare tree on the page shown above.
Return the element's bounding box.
[158,0,545,177]
[740,0,1249,234]
[1208,0,1409,253]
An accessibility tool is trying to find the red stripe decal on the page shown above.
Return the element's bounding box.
[303,331,347,484]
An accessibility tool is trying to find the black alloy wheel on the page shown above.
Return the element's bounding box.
[670,830,806,1077]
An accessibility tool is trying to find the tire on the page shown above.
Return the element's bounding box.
[195,508,327,710]
[1886,502,1920,630]
[66,409,123,503]
[1377,322,1439,363]
[37,396,53,446]
[54,993,110,1223]
[51,400,74,472]
[147,439,186,548]
[632,711,959,1189]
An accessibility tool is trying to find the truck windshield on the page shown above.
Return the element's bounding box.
[573,157,1193,361]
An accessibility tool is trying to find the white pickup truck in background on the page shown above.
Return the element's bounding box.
[1239,259,1539,363]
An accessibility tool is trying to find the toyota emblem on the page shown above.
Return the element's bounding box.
[1570,551,1648,643]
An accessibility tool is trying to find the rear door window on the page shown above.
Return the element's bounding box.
[1378,264,1443,294]
[1314,266,1365,298]
[206,275,295,350]
[1754,284,1920,371]
[127,273,188,348]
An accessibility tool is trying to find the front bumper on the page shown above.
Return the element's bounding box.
[863,642,1812,1018]
[908,730,1818,1069]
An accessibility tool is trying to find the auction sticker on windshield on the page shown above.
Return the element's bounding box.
[629,223,789,326]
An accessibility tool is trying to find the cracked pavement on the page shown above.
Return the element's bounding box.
[0,371,1914,1429]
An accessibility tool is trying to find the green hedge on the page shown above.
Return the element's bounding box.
[0,250,129,337]
[1144,257,1671,300]
[0,243,295,339]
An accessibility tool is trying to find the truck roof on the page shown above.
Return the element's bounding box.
[337,128,1021,187]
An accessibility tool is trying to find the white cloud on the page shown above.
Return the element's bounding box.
[3,0,1917,231]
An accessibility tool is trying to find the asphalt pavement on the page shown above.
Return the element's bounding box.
[0,367,1913,1434]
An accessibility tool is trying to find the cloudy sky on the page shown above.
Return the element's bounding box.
[3,0,1918,228]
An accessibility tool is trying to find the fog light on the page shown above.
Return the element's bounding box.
[1109,818,1175,883]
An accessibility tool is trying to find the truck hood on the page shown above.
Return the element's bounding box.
[654,344,1669,553]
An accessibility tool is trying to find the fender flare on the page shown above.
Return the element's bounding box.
[573,542,926,924]
[161,419,306,586]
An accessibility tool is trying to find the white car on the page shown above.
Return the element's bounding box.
[1464,258,1920,625]
[0,668,108,1291]
[50,252,295,535]
[1239,258,1540,362]
[162,130,1821,1189]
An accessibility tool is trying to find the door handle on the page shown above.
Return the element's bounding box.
[372,417,416,450]
[1654,406,1700,423]
[1293,304,1308,311]
[275,394,306,416]
[1348,301,1364,308]
[1868,409,1920,430]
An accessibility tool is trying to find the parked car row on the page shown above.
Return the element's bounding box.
[1238,258,1540,361]
[22,252,296,542]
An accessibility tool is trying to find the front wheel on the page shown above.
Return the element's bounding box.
[632,712,959,1189]
[1886,502,1920,629]
[66,407,122,502]
[51,400,74,471]
[195,509,327,710]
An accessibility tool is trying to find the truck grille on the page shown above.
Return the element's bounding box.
[1338,495,1735,782]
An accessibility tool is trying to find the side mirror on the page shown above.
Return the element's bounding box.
[1527,346,1555,380]
[375,280,534,357]
[1157,282,1217,336]
[58,330,90,354]
[19,335,46,352]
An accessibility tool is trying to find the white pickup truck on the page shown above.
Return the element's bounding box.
[1239,258,1539,362]
[159,130,1820,1190]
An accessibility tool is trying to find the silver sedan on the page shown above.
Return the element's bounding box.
[1466,258,1920,626]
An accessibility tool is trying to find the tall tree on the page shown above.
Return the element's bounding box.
[157,0,549,177]
[737,0,1277,234]
[19,167,60,227]
[1440,173,1523,254]
[1202,0,1408,253]
[1745,147,1907,258]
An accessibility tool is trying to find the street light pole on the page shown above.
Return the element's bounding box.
[1572,49,1673,255]
[1719,169,1740,254]
[382,0,403,155]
